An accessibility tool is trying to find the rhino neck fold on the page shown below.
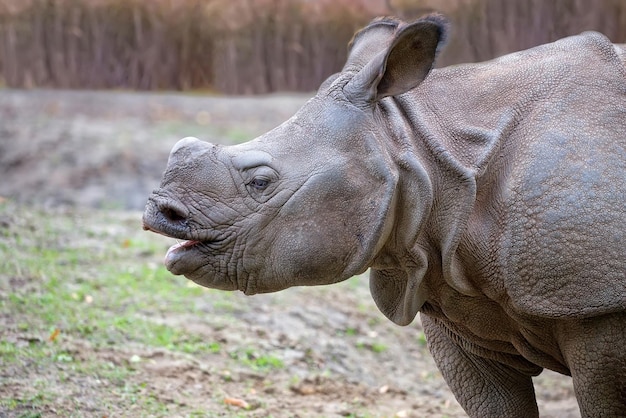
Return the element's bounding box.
[370,90,519,324]
[368,154,433,325]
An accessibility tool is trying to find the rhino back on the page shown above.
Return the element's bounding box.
[494,33,625,318]
[499,33,626,318]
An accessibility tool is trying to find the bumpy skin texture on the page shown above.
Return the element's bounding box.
[144,15,626,417]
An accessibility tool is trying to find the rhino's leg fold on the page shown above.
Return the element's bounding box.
[421,314,539,418]
[558,312,626,418]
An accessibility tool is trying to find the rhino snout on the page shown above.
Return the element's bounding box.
[142,196,190,240]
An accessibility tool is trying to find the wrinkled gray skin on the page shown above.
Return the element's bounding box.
[144,15,626,417]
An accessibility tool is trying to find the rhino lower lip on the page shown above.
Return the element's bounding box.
[165,239,202,266]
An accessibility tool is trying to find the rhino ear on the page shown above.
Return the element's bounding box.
[344,14,448,104]
[343,17,402,72]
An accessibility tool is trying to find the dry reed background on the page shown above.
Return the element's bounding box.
[0,0,625,94]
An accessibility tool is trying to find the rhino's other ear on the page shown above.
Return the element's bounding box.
[344,14,448,104]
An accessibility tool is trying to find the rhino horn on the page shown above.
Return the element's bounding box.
[343,14,449,104]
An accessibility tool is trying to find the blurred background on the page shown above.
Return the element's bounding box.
[1,0,626,209]
[0,0,625,94]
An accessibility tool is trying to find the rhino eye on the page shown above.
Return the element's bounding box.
[249,177,270,191]
[242,165,277,196]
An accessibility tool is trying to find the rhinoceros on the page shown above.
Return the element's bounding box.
[143,14,626,417]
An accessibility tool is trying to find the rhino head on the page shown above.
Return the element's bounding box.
[143,15,448,323]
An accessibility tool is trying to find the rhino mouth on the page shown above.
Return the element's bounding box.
[167,239,202,254]
[163,239,203,272]
[143,221,227,274]
[143,220,242,291]
[165,239,201,259]
[142,199,227,275]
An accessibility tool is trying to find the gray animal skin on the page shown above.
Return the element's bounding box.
[143,15,626,417]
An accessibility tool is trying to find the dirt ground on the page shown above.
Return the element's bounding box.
[0,89,580,417]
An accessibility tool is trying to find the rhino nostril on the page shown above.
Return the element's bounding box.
[161,205,187,224]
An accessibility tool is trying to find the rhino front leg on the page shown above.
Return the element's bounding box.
[558,313,626,417]
[421,314,539,418]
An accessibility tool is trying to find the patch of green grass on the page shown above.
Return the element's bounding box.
[0,340,20,360]
[356,341,388,354]
[6,267,212,353]
[0,393,47,417]
[229,348,284,371]
[370,342,387,353]
[417,331,428,347]
[344,327,358,336]
[105,316,211,354]
[0,206,225,354]
[367,316,382,327]
[0,201,242,415]
[207,341,222,353]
